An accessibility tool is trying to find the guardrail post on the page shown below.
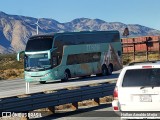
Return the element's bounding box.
[71,102,78,110]
[93,98,100,106]
[133,38,135,61]
[48,107,55,114]
[26,82,30,94]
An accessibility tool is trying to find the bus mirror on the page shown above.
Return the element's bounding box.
[117,51,121,56]
[17,51,24,61]
[17,53,20,61]
[48,51,51,59]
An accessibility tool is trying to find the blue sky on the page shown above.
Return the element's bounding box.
[0,0,160,30]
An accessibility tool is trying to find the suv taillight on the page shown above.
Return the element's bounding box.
[113,87,118,100]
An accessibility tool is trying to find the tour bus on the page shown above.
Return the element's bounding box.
[17,31,122,83]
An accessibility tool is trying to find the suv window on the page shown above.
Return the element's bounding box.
[122,68,160,87]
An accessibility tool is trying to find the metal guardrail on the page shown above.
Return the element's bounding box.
[0,82,115,112]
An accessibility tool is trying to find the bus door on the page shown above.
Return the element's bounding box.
[52,55,63,79]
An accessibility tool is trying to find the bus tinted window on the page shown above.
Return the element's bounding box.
[54,32,119,46]
[67,52,101,65]
[76,34,107,44]
[26,37,53,51]
[63,35,76,45]
[54,35,75,47]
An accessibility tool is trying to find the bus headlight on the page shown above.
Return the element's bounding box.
[44,72,51,77]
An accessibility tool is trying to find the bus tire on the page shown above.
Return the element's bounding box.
[107,64,113,75]
[102,65,108,76]
[39,81,46,84]
[82,75,91,78]
[61,70,70,82]
[96,73,102,77]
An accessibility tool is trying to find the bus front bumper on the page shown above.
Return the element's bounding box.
[24,71,56,82]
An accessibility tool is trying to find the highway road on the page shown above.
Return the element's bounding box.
[0,70,120,98]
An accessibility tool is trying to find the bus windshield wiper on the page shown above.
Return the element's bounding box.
[37,65,46,70]
[40,66,46,70]
[25,67,32,70]
[26,66,40,70]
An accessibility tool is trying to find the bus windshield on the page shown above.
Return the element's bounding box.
[25,53,51,71]
[25,37,53,52]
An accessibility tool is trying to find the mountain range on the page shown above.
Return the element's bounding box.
[0,11,160,53]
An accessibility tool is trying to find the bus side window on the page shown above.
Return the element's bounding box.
[73,55,78,64]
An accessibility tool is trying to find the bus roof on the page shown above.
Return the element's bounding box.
[29,30,119,40]
[26,30,120,52]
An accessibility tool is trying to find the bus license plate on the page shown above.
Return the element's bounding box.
[140,95,152,102]
[34,78,40,81]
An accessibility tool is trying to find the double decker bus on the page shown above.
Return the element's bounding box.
[17,31,122,83]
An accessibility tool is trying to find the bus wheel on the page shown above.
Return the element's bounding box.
[61,70,70,82]
[81,75,91,78]
[107,64,113,75]
[39,81,46,84]
[96,73,102,77]
[102,65,108,76]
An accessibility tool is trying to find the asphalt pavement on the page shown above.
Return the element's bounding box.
[0,71,120,98]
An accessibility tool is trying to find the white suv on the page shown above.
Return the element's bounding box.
[112,63,160,118]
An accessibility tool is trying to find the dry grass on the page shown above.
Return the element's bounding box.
[55,104,73,110]
[55,96,113,111]
[0,54,24,80]
[123,53,160,64]
[100,96,113,103]
[34,96,113,111]
[0,69,24,80]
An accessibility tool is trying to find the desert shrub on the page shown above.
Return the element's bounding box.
[0,69,24,80]
[0,53,24,80]
[0,54,24,70]
[123,58,131,65]
[6,70,17,77]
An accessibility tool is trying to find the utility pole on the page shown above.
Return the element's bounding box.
[123,27,130,62]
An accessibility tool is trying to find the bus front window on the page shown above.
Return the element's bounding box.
[25,53,51,71]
